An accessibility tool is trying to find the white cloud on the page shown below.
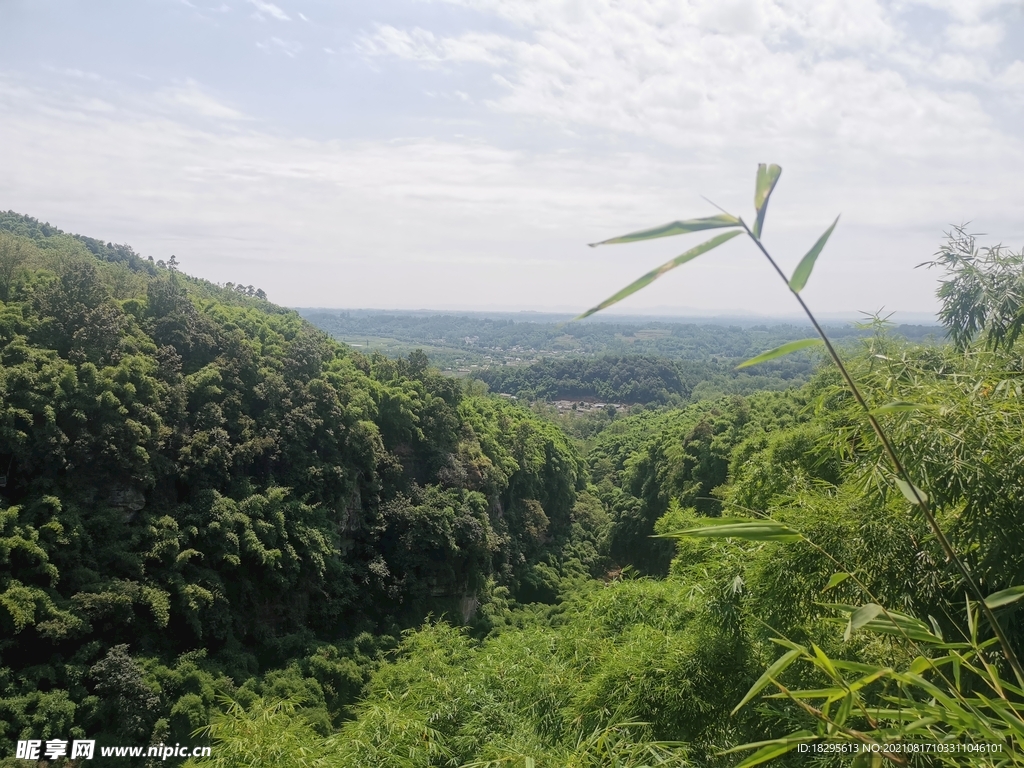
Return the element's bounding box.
[158,80,249,119]
[945,20,1005,49]
[77,97,117,113]
[257,37,302,57]
[924,52,993,83]
[248,0,289,21]
[1000,60,1024,88]
[1,72,1020,315]
[60,68,104,81]
[766,0,899,51]
[2,1,1022,314]
[357,25,518,66]
[363,0,1017,159]
[903,0,1018,23]
[438,0,898,50]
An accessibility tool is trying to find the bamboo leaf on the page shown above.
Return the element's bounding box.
[812,643,840,679]
[869,401,938,415]
[732,649,803,715]
[660,516,753,527]
[984,585,1024,610]
[851,751,881,768]
[832,659,888,675]
[576,231,742,320]
[657,521,801,543]
[721,731,817,756]
[824,572,851,592]
[736,338,823,369]
[909,656,932,675]
[834,693,854,726]
[588,214,741,247]
[829,603,942,644]
[765,687,847,700]
[895,478,928,506]
[732,736,812,768]
[847,668,892,693]
[753,163,782,239]
[845,603,884,642]
[966,595,977,642]
[789,216,839,293]
[769,637,805,653]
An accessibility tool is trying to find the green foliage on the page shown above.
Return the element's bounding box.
[432,166,1024,767]
[0,212,585,757]
[191,322,1024,766]
[302,308,941,376]
[787,218,838,294]
[475,352,816,407]
[185,696,345,768]
[0,233,31,303]
[577,232,742,319]
[8,189,1024,767]
[752,163,782,239]
[303,583,724,766]
[580,166,1024,764]
[477,354,688,405]
[926,225,1024,351]
[587,390,806,573]
[811,330,1024,593]
[736,339,822,370]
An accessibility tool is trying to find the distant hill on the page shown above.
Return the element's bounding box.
[300,309,944,403]
[299,307,944,373]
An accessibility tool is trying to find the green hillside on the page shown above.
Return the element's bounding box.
[0,213,586,759]
[4,213,1024,767]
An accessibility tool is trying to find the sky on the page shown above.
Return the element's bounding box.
[0,0,1022,317]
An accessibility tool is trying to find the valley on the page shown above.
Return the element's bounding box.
[1,212,1019,767]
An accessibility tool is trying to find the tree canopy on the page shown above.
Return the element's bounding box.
[0,213,584,757]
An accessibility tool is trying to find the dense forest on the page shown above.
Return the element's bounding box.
[0,213,592,763]
[228,226,1024,767]
[3,211,1024,767]
[470,353,812,404]
[303,311,942,407]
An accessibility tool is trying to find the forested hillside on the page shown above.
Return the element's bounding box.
[302,312,942,406]
[180,229,1024,767]
[0,213,588,761]
[185,314,1024,766]
[4,211,1023,768]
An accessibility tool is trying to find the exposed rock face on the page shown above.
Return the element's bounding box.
[108,485,146,521]
[343,484,362,532]
[459,594,479,624]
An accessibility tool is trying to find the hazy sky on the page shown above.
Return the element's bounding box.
[1,0,1021,316]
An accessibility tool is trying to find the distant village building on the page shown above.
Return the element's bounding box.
[552,400,625,412]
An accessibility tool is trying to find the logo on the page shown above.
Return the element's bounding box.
[16,740,95,761]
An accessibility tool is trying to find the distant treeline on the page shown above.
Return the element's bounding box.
[473,353,814,404]
[300,309,943,365]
